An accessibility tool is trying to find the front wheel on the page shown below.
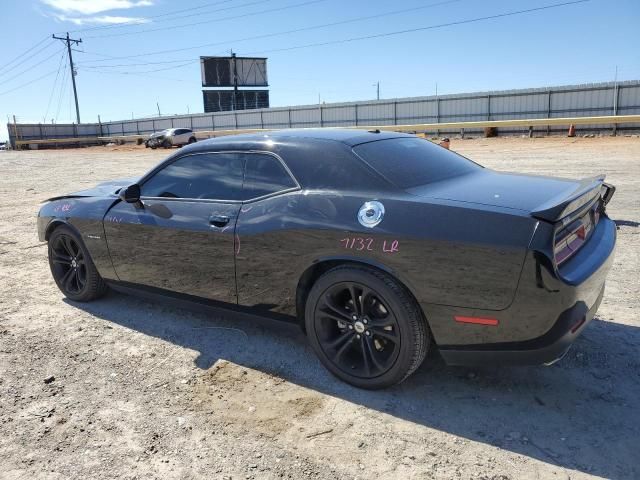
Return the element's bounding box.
[162,139,172,148]
[48,225,108,302]
[305,265,429,389]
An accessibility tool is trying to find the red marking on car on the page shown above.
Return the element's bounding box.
[454,315,499,326]
[382,239,399,253]
[340,237,399,253]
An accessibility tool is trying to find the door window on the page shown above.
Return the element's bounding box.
[141,153,244,200]
[242,154,297,199]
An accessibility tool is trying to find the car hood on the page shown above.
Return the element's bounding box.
[150,132,167,138]
[406,169,586,214]
[46,177,138,201]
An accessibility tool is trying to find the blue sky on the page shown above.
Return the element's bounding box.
[1,0,639,141]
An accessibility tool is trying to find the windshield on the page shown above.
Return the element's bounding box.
[353,137,482,188]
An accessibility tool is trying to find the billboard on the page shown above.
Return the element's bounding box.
[203,90,270,113]
[200,56,268,87]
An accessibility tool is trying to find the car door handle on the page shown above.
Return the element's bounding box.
[209,215,231,227]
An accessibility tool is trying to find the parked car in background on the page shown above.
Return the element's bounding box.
[145,128,196,149]
[37,129,616,389]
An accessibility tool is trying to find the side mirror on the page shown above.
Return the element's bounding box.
[119,184,141,204]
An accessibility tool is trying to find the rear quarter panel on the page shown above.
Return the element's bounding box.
[235,190,537,323]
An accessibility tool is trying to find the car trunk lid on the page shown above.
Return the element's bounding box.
[406,170,612,220]
[407,169,615,266]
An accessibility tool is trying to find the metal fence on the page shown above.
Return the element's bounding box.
[8,80,640,146]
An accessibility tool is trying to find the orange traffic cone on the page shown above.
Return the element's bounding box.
[568,124,576,137]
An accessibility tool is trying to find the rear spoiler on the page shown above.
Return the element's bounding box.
[531,175,615,223]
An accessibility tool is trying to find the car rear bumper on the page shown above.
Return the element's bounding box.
[433,216,615,367]
[439,284,604,366]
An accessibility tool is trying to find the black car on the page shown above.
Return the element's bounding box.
[38,129,616,389]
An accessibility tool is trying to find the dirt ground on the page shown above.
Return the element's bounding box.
[0,136,639,480]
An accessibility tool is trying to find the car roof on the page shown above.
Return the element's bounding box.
[158,128,411,192]
[192,128,414,148]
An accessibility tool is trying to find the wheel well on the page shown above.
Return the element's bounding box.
[45,220,66,241]
[295,259,423,330]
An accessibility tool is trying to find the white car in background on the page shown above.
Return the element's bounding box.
[145,128,197,149]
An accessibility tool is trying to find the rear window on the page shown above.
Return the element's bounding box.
[353,137,481,188]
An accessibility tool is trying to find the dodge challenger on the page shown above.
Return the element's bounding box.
[37,129,616,389]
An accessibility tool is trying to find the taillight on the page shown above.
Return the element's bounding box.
[554,206,597,266]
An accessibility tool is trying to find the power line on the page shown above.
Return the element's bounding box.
[0,40,57,78]
[80,68,190,82]
[85,0,326,39]
[240,0,590,55]
[0,47,65,85]
[43,50,67,123]
[55,62,69,123]
[0,67,60,97]
[80,58,203,69]
[0,36,51,75]
[77,0,586,71]
[78,0,463,68]
[112,0,269,27]
[80,60,196,76]
[52,33,82,123]
[63,0,238,33]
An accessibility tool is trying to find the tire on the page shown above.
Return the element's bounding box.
[162,139,172,149]
[188,137,196,144]
[48,225,108,302]
[150,145,157,150]
[305,265,429,389]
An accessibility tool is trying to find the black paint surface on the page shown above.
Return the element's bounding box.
[37,129,616,361]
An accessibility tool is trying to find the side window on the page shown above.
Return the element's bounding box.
[141,153,244,200]
[243,154,297,199]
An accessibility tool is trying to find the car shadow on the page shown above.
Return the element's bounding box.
[66,291,640,480]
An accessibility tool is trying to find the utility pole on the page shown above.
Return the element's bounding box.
[231,51,238,111]
[52,32,82,124]
[375,81,380,100]
[613,65,619,114]
[612,65,619,136]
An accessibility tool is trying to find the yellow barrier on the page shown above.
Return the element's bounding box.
[14,114,640,147]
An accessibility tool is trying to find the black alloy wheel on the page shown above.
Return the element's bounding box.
[306,265,429,389]
[50,233,87,295]
[48,225,107,302]
[315,282,401,378]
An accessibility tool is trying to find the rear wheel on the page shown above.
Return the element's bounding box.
[48,225,108,302]
[305,265,429,389]
[188,137,196,144]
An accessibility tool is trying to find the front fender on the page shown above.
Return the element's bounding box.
[37,197,119,280]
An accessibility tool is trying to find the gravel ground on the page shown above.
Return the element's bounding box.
[0,136,639,480]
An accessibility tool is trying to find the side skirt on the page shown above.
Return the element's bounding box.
[106,280,298,326]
